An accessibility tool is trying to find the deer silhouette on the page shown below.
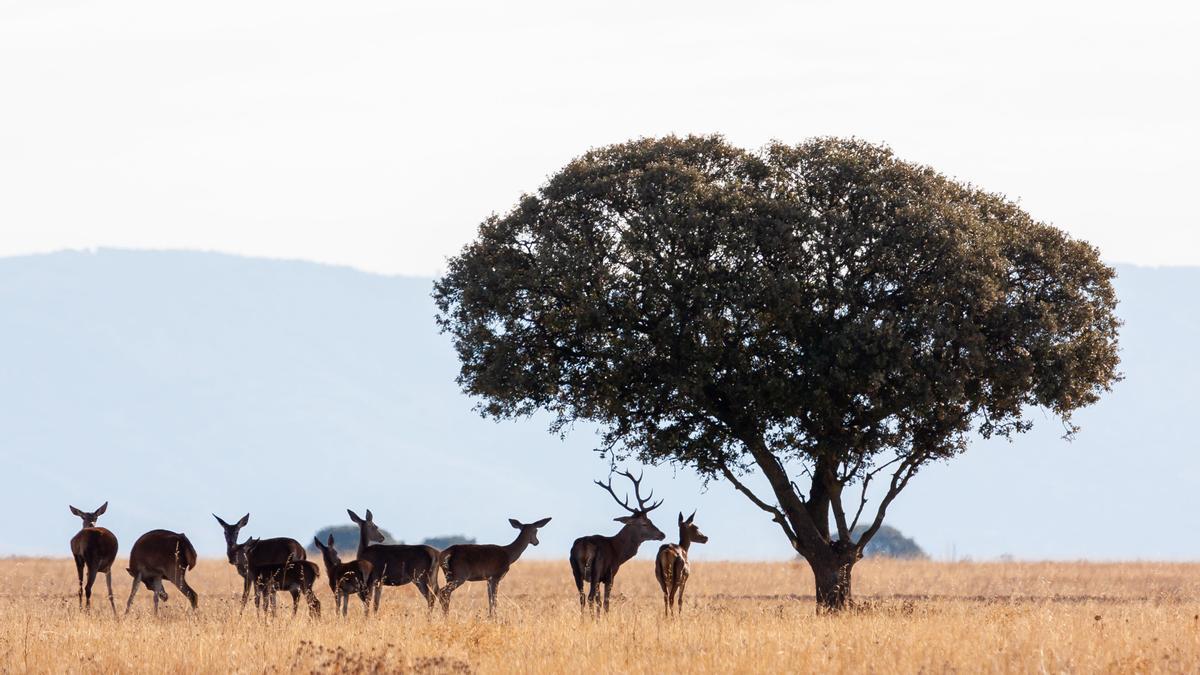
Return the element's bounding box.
[68,502,119,615]
[655,510,708,616]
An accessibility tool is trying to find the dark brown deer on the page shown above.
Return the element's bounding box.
[124,529,198,615]
[68,502,119,615]
[346,509,439,613]
[655,510,708,616]
[570,470,666,615]
[313,535,373,617]
[241,538,321,618]
[437,517,551,617]
[213,513,306,610]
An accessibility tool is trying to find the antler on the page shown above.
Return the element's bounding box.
[594,469,663,514]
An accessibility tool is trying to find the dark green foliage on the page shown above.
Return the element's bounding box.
[435,135,1120,607]
[310,524,399,554]
[421,535,476,549]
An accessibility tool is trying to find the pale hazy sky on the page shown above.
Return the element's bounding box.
[2,0,1196,276]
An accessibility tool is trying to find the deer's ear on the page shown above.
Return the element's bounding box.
[365,509,374,521]
[347,509,362,523]
[327,534,335,546]
[533,517,552,528]
[509,518,522,529]
[213,514,230,528]
[69,505,83,517]
[614,516,633,524]
[95,502,108,516]
[678,511,685,525]
[313,536,323,549]
[237,513,249,528]
[687,510,696,524]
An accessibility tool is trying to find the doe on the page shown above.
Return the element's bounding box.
[655,510,708,616]
[313,535,373,617]
[438,517,551,617]
[68,502,119,615]
[125,529,199,615]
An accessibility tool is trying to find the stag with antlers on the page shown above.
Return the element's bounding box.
[569,469,666,615]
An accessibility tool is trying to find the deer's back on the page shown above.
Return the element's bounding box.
[441,544,509,582]
[248,538,306,567]
[128,529,196,576]
[70,527,118,566]
[360,543,436,583]
[655,544,687,585]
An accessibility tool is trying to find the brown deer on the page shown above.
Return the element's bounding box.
[655,510,708,616]
[124,529,198,615]
[240,538,321,618]
[68,502,119,615]
[570,470,666,615]
[313,535,373,617]
[437,517,551,617]
[213,513,306,610]
[346,509,439,613]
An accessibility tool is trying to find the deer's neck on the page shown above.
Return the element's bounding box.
[679,531,692,553]
[612,525,647,565]
[503,532,533,563]
[356,526,370,559]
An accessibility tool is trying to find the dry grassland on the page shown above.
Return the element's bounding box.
[1,557,1198,673]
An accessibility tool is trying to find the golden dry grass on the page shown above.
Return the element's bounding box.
[2,557,1199,673]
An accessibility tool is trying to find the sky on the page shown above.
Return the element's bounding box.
[1,0,1197,275]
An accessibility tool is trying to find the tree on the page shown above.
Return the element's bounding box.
[310,524,398,553]
[434,135,1120,610]
[421,534,476,549]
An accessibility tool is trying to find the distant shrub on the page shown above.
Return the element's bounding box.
[850,525,927,559]
[421,535,476,549]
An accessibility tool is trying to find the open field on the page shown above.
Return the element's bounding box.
[2,557,1198,673]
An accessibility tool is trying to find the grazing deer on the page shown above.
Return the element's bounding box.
[655,510,708,616]
[124,529,198,615]
[437,517,551,617]
[346,509,440,613]
[68,502,119,615]
[213,513,306,610]
[313,535,373,617]
[241,538,321,618]
[570,470,666,615]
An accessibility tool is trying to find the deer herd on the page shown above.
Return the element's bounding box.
[66,470,708,619]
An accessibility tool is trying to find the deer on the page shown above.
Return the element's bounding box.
[68,502,119,615]
[124,529,198,615]
[313,535,373,617]
[655,510,709,616]
[437,517,551,617]
[569,470,666,615]
[240,538,321,618]
[213,513,306,611]
[346,509,440,613]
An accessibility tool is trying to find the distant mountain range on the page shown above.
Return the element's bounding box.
[3,249,1197,561]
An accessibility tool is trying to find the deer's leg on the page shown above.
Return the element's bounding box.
[174,574,198,610]
[151,578,166,615]
[290,584,301,616]
[676,581,686,614]
[486,577,501,618]
[602,580,612,613]
[414,576,434,612]
[360,587,371,617]
[105,568,116,616]
[74,557,85,610]
[372,580,383,614]
[84,564,98,610]
[438,579,463,615]
[241,573,252,610]
[124,573,141,615]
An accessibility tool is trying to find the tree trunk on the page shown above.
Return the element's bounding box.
[806,552,856,612]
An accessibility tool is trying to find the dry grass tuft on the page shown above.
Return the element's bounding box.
[2,557,1199,673]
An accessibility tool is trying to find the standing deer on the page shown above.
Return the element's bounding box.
[438,517,551,617]
[313,535,373,618]
[125,529,198,615]
[240,538,321,618]
[570,470,666,615]
[346,509,440,613]
[68,502,119,615]
[213,513,306,610]
[655,510,708,616]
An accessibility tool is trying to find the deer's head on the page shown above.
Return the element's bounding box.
[69,502,108,528]
[313,534,343,567]
[213,513,250,563]
[596,470,666,543]
[347,508,385,543]
[232,537,261,570]
[509,517,552,545]
[679,510,708,545]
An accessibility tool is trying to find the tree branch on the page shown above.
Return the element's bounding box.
[855,454,923,552]
[720,464,800,551]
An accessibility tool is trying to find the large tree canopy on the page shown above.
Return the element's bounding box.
[434,135,1120,609]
